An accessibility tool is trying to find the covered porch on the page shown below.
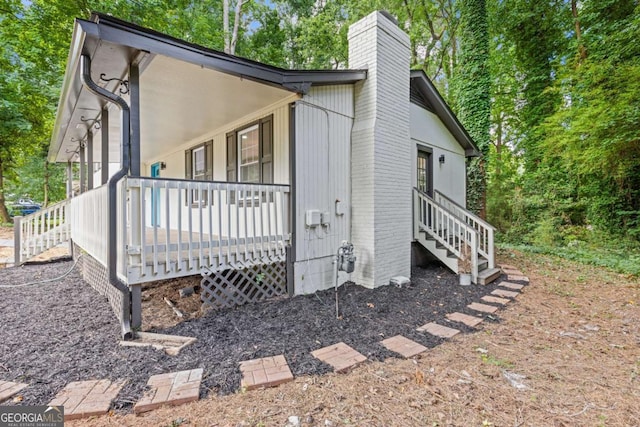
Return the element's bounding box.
[37,13,364,336]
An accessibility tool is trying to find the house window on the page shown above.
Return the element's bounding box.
[238,124,260,183]
[417,148,432,196]
[185,140,213,205]
[226,115,273,204]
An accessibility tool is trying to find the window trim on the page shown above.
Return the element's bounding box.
[237,123,260,183]
[226,114,274,204]
[185,140,213,206]
[417,146,433,197]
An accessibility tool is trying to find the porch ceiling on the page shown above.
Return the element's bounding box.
[51,51,296,165]
[139,55,296,163]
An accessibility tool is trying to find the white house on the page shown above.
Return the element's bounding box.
[16,10,499,337]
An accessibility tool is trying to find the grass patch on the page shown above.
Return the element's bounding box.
[499,242,640,276]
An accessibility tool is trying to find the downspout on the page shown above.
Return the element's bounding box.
[80,54,132,339]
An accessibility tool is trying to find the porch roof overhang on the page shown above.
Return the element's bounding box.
[49,13,368,163]
[409,70,480,158]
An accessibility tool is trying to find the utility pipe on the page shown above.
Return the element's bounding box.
[80,54,132,339]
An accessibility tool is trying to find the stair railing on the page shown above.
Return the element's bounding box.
[414,188,479,282]
[433,190,495,269]
[14,199,71,264]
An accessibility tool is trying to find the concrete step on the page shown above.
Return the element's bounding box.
[477,267,502,285]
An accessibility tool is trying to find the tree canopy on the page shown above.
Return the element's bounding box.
[1,0,638,252]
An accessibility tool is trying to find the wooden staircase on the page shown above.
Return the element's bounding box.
[413,189,501,285]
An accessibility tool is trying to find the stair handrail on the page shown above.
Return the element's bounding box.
[413,188,479,282]
[433,190,495,269]
[14,198,71,264]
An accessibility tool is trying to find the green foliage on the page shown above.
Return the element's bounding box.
[501,239,640,277]
[2,0,639,263]
[454,0,490,216]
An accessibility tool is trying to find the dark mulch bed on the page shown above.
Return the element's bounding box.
[0,259,516,412]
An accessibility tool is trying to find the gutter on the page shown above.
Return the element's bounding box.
[79,54,132,339]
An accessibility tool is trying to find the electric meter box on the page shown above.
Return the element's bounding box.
[306,210,321,227]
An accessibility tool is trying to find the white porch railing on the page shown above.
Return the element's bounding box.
[414,188,479,282]
[70,185,109,267]
[15,199,71,264]
[434,190,495,269]
[123,177,291,284]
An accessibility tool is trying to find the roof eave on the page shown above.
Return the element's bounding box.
[48,20,89,162]
[90,12,367,92]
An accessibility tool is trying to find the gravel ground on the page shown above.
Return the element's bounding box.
[0,259,509,412]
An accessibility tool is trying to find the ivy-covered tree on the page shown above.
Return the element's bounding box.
[453,0,490,217]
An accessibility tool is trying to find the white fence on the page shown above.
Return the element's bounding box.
[15,200,71,263]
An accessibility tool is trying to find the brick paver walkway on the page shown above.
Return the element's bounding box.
[467,302,499,314]
[481,295,510,305]
[49,379,126,421]
[492,288,520,298]
[311,342,367,373]
[134,368,202,414]
[239,355,294,391]
[500,281,525,290]
[0,380,28,403]
[507,274,529,283]
[417,322,460,338]
[446,312,484,327]
[381,335,428,358]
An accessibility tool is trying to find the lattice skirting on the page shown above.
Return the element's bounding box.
[74,243,125,325]
[201,253,287,310]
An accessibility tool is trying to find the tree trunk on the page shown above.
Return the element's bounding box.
[43,160,50,207]
[223,0,230,53]
[494,115,503,178]
[223,0,246,55]
[0,156,12,223]
[230,0,245,55]
[571,0,587,62]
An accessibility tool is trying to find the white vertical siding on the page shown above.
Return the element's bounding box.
[293,86,354,294]
[137,101,290,237]
[410,103,467,206]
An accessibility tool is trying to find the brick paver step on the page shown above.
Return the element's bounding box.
[416,322,460,338]
[381,335,428,358]
[446,312,484,327]
[311,342,367,373]
[492,289,519,299]
[239,355,294,391]
[507,274,529,283]
[134,368,202,414]
[481,295,510,305]
[0,380,28,403]
[467,302,499,314]
[49,379,126,421]
[499,281,525,291]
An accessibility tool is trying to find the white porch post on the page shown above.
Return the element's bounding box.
[101,106,109,185]
[348,11,412,288]
[87,131,94,190]
[66,161,73,198]
[79,142,86,194]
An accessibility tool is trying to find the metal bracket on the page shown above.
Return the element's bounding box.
[70,137,86,148]
[100,73,130,94]
[80,115,101,130]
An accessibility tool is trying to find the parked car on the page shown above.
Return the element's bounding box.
[11,198,41,216]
